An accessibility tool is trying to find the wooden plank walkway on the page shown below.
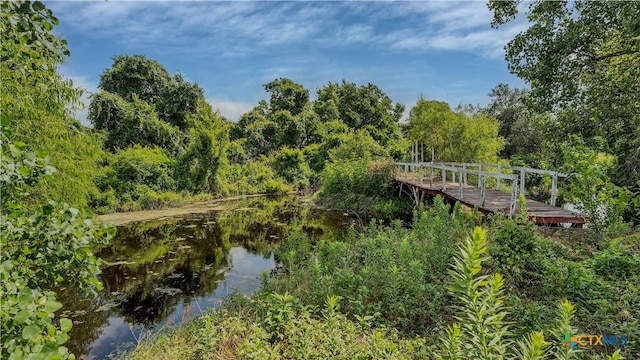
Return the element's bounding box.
[396,175,586,226]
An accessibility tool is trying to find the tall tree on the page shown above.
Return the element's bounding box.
[408,98,504,163]
[483,84,541,159]
[264,78,309,116]
[488,0,640,185]
[314,80,404,147]
[99,55,170,106]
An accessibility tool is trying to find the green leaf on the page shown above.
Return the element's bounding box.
[22,324,41,339]
[14,310,30,324]
[59,318,72,332]
[14,141,27,151]
[32,1,45,11]
[42,204,54,215]
[45,299,63,313]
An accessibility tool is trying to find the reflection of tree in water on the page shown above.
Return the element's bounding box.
[55,286,110,357]
[63,195,351,357]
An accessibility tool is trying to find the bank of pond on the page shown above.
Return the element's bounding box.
[60,195,638,359]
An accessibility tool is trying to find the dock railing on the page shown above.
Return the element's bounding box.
[395,162,568,217]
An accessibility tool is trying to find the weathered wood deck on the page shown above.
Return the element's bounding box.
[395,163,585,226]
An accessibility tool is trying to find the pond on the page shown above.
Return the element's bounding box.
[57,196,354,359]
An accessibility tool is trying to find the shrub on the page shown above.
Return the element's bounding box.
[1,135,113,359]
[128,294,427,360]
[266,198,470,335]
[216,161,291,196]
[270,147,312,190]
[317,158,402,215]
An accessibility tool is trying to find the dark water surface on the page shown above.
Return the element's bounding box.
[58,196,352,359]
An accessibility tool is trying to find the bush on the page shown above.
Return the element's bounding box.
[317,158,403,215]
[1,135,113,359]
[266,198,470,335]
[128,294,427,360]
[216,161,291,196]
[270,147,312,190]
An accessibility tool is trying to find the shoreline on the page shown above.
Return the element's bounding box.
[96,193,283,226]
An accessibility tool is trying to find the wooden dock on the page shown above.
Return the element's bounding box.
[395,162,586,226]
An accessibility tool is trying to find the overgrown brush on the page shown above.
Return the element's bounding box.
[266,196,471,335]
[127,293,427,360]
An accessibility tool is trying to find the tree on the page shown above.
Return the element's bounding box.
[98,55,171,107]
[91,55,207,144]
[488,0,640,185]
[408,98,504,163]
[483,84,541,159]
[1,0,105,210]
[89,91,183,155]
[264,78,309,116]
[314,80,404,147]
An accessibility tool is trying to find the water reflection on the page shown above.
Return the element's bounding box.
[57,196,350,359]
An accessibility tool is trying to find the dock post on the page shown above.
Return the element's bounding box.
[520,168,525,195]
[458,169,463,199]
[551,173,558,206]
[442,164,447,191]
[510,177,518,217]
[463,164,467,184]
[420,164,424,185]
[480,174,486,207]
[497,165,502,190]
[404,164,408,180]
[429,164,434,189]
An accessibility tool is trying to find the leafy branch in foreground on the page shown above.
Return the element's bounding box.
[437,227,628,360]
[1,133,114,359]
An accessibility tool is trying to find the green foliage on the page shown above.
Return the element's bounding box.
[328,129,389,162]
[483,84,542,159]
[445,227,510,358]
[1,1,105,212]
[317,158,405,216]
[561,139,632,235]
[314,80,404,147]
[99,54,171,106]
[440,226,585,360]
[267,198,470,335]
[175,101,229,193]
[270,147,312,190]
[128,293,427,360]
[488,0,640,186]
[1,134,113,359]
[97,145,176,194]
[408,98,504,163]
[264,78,309,116]
[487,216,563,294]
[216,161,291,196]
[89,91,183,155]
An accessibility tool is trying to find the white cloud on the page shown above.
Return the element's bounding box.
[48,1,526,59]
[208,98,254,122]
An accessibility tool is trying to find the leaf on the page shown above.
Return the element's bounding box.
[22,324,41,339]
[32,1,45,11]
[60,318,72,333]
[14,141,27,151]
[14,310,30,324]
[45,299,63,313]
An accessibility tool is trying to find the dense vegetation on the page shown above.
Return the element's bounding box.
[129,201,638,359]
[2,1,638,359]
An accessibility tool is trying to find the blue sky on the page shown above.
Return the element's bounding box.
[47,1,528,123]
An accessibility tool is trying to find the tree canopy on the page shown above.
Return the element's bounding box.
[408,98,504,163]
[488,0,640,185]
[314,80,405,147]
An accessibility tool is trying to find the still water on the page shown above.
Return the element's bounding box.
[58,196,352,359]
